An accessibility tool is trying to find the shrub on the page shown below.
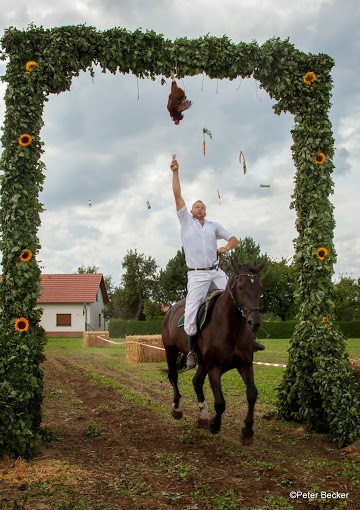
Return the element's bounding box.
[109,319,360,339]
[109,318,163,337]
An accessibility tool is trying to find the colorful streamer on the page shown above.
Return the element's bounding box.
[239,151,247,174]
[203,127,212,156]
[217,189,221,206]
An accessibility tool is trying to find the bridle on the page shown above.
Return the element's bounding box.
[228,273,261,318]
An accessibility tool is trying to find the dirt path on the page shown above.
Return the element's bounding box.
[1,350,360,509]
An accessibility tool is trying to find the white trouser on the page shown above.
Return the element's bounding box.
[184,268,228,336]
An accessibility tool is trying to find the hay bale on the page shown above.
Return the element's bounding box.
[126,335,166,363]
[82,331,110,348]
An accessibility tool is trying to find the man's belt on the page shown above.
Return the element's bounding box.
[188,266,217,271]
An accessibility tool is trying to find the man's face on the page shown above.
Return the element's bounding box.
[191,201,206,220]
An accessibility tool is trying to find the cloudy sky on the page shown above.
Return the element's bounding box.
[0,0,359,286]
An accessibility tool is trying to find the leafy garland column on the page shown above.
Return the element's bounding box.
[1,25,359,457]
[0,57,47,457]
[276,70,360,446]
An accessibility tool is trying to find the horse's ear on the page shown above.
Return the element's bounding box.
[254,259,266,274]
[230,257,240,273]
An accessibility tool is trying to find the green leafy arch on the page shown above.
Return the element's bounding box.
[0,24,359,458]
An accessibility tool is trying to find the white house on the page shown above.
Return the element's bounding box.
[37,274,110,337]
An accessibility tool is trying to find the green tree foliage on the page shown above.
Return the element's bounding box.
[333,276,360,321]
[143,298,164,320]
[261,258,297,321]
[0,23,358,457]
[110,249,159,320]
[106,286,138,320]
[232,236,265,265]
[157,248,187,303]
[76,264,99,273]
[220,236,266,274]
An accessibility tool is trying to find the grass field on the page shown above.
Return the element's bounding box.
[44,336,360,414]
[2,336,359,510]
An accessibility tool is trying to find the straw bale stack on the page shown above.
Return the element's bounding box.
[126,335,166,363]
[82,331,110,348]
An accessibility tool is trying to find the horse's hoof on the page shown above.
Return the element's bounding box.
[240,430,254,445]
[241,435,253,445]
[171,408,183,420]
[197,418,210,430]
[171,398,184,420]
[209,419,221,434]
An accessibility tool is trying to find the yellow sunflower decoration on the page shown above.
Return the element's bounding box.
[314,152,326,164]
[14,317,29,333]
[18,134,32,147]
[25,61,38,72]
[303,71,317,85]
[321,316,327,324]
[19,250,33,262]
[317,247,329,261]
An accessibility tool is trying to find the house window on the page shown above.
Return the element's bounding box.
[98,313,102,327]
[96,290,98,302]
[56,313,72,326]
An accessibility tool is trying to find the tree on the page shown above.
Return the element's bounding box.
[76,265,98,274]
[157,248,187,303]
[143,299,164,319]
[333,276,360,321]
[106,286,138,320]
[261,258,297,320]
[221,237,266,274]
[232,236,266,265]
[118,249,159,320]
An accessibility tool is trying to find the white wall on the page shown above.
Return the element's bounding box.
[39,303,86,333]
[87,289,109,331]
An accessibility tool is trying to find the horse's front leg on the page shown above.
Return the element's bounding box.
[237,364,258,445]
[208,366,225,434]
[167,348,184,420]
[193,364,209,429]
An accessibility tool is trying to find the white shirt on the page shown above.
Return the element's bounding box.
[177,204,233,268]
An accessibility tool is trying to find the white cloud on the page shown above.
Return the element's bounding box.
[0,0,359,286]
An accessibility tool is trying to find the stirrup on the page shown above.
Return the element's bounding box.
[253,338,265,352]
[186,351,198,369]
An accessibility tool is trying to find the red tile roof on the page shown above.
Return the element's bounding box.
[38,274,109,304]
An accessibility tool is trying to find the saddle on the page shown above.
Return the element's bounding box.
[177,289,223,330]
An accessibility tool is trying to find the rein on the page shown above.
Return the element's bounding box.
[228,273,261,317]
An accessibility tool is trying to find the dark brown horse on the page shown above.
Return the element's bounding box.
[161,258,266,445]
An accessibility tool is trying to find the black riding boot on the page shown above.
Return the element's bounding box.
[253,336,265,352]
[186,335,198,369]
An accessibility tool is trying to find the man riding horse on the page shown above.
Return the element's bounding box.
[170,156,265,369]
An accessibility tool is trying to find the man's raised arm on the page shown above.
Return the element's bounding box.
[170,157,185,211]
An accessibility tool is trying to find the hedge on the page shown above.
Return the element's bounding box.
[109,319,360,339]
[109,318,164,337]
[258,321,360,339]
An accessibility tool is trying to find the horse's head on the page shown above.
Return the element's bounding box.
[228,258,266,332]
